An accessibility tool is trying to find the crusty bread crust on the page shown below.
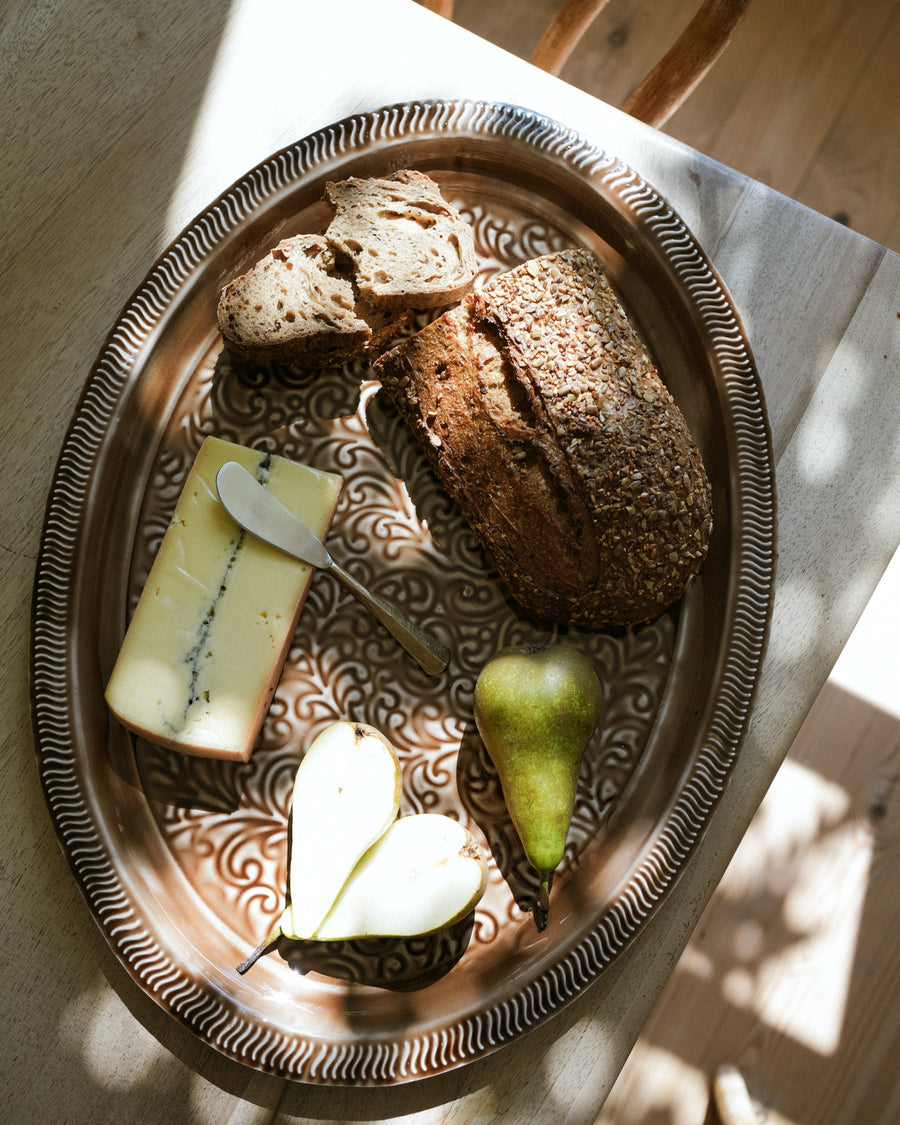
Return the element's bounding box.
[374,249,713,627]
[324,169,478,310]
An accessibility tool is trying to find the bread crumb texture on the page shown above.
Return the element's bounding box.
[375,249,713,628]
[325,169,478,310]
[217,234,372,362]
[217,171,476,363]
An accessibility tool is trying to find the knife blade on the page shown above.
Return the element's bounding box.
[216,459,332,569]
[215,461,450,676]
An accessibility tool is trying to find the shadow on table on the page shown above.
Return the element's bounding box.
[596,679,900,1125]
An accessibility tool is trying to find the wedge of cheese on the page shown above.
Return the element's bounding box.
[105,436,342,761]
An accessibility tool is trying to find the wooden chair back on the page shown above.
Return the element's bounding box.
[421,0,751,128]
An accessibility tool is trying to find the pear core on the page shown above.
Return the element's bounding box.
[315,814,488,939]
[282,721,402,939]
[237,721,490,973]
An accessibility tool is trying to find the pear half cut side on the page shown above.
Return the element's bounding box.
[314,814,488,940]
[282,720,402,940]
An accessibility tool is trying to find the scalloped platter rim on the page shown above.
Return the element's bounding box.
[31,101,776,1086]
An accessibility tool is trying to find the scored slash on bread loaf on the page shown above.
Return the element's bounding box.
[324,169,478,310]
[217,171,477,365]
[374,249,713,628]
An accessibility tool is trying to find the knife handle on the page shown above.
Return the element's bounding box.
[327,561,450,676]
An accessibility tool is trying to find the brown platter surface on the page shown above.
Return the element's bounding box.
[31,101,776,1085]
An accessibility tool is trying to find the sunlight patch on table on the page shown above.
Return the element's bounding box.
[828,544,900,720]
[190,1073,274,1125]
[60,983,165,1088]
[793,411,852,484]
[597,1040,712,1125]
[714,758,871,1056]
[158,0,515,246]
[678,940,715,980]
[160,0,304,244]
[768,575,827,667]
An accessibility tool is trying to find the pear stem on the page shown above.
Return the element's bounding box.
[534,878,551,932]
[236,928,282,975]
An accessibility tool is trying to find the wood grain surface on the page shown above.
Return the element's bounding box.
[597,557,900,1124]
[450,0,900,252]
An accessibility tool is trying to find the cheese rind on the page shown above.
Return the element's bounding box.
[105,436,342,761]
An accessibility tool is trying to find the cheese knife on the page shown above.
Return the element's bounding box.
[215,461,450,676]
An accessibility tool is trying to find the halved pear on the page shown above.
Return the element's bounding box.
[281,720,402,939]
[314,814,488,940]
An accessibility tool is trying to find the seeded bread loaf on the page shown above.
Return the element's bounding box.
[374,249,712,627]
[324,169,478,310]
[217,234,408,364]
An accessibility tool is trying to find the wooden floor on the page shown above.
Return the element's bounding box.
[450,0,900,253]
[434,2,900,1121]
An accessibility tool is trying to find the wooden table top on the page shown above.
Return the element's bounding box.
[3,1,898,1121]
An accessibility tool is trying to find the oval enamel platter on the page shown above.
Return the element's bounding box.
[31,101,776,1085]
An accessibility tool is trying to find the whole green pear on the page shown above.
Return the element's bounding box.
[473,643,604,930]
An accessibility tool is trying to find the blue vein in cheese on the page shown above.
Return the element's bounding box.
[105,438,342,762]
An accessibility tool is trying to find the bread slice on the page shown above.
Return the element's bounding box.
[217,171,477,365]
[374,249,713,628]
[324,169,478,310]
[217,234,408,364]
